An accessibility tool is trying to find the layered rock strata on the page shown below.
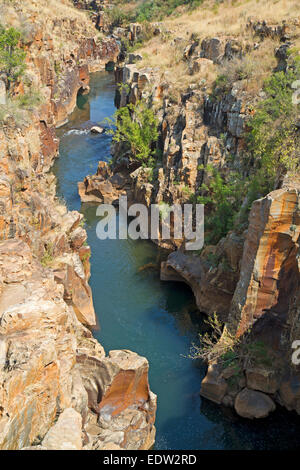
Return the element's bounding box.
[0,0,156,450]
[77,17,300,420]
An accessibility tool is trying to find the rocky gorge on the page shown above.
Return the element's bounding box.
[0,0,156,450]
[1,0,300,452]
[77,0,300,423]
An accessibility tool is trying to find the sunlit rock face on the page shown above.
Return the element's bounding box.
[0,1,156,451]
[230,188,300,337]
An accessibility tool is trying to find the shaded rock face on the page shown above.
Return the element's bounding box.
[201,188,300,419]
[234,389,276,419]
[200,363,227,405]
[0,1,156,451]
[104,20,300,423]
[160,246,241,319]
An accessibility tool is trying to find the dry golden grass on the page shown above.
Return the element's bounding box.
[136,0,299,98]
[167,0,299,38]
[0,0,91,23]
[0,0,97,56]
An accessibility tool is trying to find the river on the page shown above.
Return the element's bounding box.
[53,70,300,450]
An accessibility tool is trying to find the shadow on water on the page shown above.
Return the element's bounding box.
[52,71,300,450]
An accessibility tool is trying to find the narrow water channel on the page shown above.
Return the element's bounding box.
[53,71,300,450]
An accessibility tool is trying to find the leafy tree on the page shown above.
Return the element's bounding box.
[107,101,159,166]
[247,61,300,191]
[0,26,26,91]
[196,165,243,244]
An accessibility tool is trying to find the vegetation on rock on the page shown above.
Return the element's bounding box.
[107,100,159,166]
[247,58,300,192]
[0,26,26,91]
[108,0,203,25]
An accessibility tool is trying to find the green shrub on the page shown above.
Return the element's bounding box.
[189,313,273,370]
[41,243,54,267]
[16,90,44,109]
[196,57,300,244]
[0,26,26,91]
[106,6,129,28]
[106,101,159,167]
[112,0,203,24]
[247,63,300,191]
[195,165,244,244]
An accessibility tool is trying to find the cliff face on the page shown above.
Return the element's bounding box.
[0,0,156,450]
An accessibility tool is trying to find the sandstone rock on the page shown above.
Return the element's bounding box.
[200,363,228,404]
[70,226,87,250]
[0,239,33,283]
[42,408,83,450]
[54,261,96,326]
[246,368,279,394]
[189,58,213,75]
[229,189,300,337]
[96,160,112,179]
[234,388,276,419]
[76,349,156,450]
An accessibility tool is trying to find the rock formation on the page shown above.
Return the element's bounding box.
[77,8,300,422]
[0,0,156,450]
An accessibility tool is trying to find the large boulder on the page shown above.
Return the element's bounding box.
[76,349,157,450]
[234,388,276,419]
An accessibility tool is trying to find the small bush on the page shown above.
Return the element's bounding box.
[247,61,300,191]
[16,90,44,109]
[112,0,203,23]
[0,26,26,91]
[189,313,273,369]
[195,165,244,244]
[106,100,159,167]
[41,243,54,267]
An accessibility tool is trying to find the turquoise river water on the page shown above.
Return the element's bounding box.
[53,71,300,450]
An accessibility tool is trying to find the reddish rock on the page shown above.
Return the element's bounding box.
[229,189,300,337]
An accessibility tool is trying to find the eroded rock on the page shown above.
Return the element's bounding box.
[42,408,83,450]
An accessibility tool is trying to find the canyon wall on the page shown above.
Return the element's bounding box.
[78,14,300,419]
[0,0,156,450]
